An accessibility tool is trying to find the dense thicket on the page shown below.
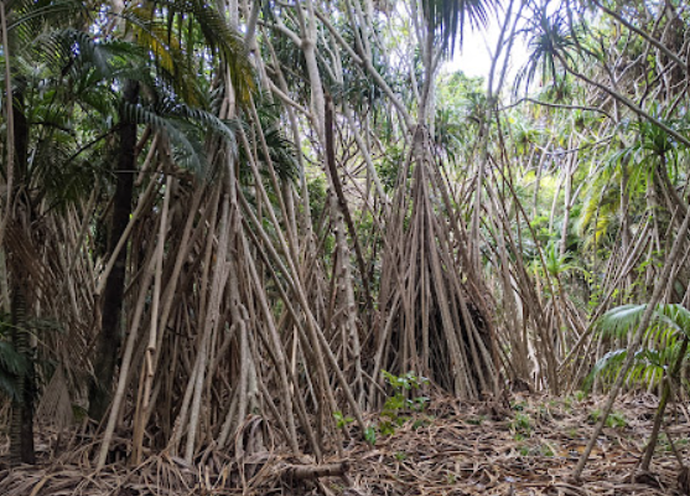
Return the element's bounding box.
[0,0,688,483]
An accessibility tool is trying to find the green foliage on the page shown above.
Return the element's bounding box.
[364,426,377,445]
[542,242,583,278]
[365,371,430,444]
[0,317,29,402]
[434,71,487,162]
[585,304,690,391]
[588,408,627,428]
[123,0,255,105]
[516,441,554,457]
[306,175,328,223]
[333,411,354,430]
[237,95,299,183]
[466,415,486,425]
[381,370,430,417]
[510,412,533,440]
[376,144,408,192]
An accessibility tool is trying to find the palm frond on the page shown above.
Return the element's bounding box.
[151,0,255,104]
[122,102,207,175]
[0,340,28,378]
[596,304,647,338]
[423,0,496,55]
[589,304,690,392]
[8,0,90,41]
[514,4,586,97]
[653,305,690,339]
[584,347,666,391]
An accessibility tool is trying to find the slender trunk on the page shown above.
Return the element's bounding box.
[0,1,14,247]
[89,80,140,421]
[7,85,34,466]
[640,334,689,472]
[9,282,35,465]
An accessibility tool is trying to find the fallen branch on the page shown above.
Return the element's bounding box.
[280,461,349,480]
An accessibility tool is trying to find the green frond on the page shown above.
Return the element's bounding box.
[122,102,207,175]
[590,304,690,392]
[153,0,255,105]
[514,5,586,96]
[423,0,496,55]
[163,102,237,152]
[584,347,667,392]
[583,348,626,391]
[8,0,90,43]
[596,304,690,341]
[542,242,583,277]
[653,304,690,339]
[0,340,28,378]
[596,304,647,339]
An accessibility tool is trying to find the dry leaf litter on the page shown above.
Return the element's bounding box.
[0,392,688,495]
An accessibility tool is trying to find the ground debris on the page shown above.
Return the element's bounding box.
[339,392,688,496]
[0,392,688,495]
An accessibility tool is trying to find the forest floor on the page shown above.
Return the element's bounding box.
[0,391,689,495]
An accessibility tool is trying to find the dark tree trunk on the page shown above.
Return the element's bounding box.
[89,80,139,421]
[8,91,35,466]
[9,282,35,465]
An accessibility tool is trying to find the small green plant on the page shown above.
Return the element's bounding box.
[539,442,555,457]
[606,411,627,428]
[364,426,377,445]
[381,370,429,412]
[516,441,555,457]
[412,418,430,430]
[380,370,429,431]
[364,371,430,442]
[588,408,602,424]
[589,408,627,428]
[511,400,526,411]
[676,437,690,447]
[574,390,587,402]
[333,411,354,429]
[467,415,486,425]
[510,412,533,439]
[394,451,407,461]
[379,420,396,436]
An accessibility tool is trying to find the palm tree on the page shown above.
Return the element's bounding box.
[0,0,255,467]
[86,0,255,421]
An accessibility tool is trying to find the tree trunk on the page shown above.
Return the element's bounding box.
[89,80,139,421]
[8,86,35,466]
[9,282,35,465]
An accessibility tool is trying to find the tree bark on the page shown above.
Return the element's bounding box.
[89,80,139,421]
[9,282,35,465]
[8,86,35,466]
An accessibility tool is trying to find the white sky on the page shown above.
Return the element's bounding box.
[444,11,529,87]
